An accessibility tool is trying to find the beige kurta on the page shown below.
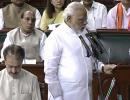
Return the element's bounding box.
[0,68,41,100]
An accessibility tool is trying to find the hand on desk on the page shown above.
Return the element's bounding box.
[103,64,117,74]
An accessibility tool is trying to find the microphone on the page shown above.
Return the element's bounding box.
[85,29,105,59]
[85,29,106,100]
[78,35,92,57]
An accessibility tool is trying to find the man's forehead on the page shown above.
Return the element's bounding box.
[74,8,87,15]
[6,54,21,59]
[23,11,35,18]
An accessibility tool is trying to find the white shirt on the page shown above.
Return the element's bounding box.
[107,3,130,29]
[41,22,103,100]
[0,68,41,100]
[0,8,41,29]
[81,1,107,30]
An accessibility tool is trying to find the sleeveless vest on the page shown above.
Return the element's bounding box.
[9,28,43,62]
[3,3,36,28]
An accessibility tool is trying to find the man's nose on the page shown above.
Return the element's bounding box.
[28,19,33,24]
[11,68,17,73]
[84,20,87,25]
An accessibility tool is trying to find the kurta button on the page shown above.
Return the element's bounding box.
[12,92,15,95]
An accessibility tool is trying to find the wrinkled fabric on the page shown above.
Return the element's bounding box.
[0,68,41,100]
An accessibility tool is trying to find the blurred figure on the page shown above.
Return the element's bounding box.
[81,0,107,30]
[1,10,46,64]
[40,0,71,32]
[41,2,116,100]
[0,44,41,100]
[0,0,41,29]
[107,0,130,29]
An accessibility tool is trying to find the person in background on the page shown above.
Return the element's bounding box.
[41,2,116,100]
[0,0,41,29]
[107,0,130,29]
[81,0,107,30]
[40,0,71,32]
[0,44,41,100]
[1,10,46,64]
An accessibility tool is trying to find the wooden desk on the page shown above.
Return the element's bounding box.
[0,64,47,100]
[91,29,130,99]
[93,65,130,100]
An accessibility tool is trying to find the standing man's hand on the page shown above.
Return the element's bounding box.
[103,64,117,74]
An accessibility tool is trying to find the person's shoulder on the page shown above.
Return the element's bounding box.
[48,23,66,39]
[51,24,64,34]
[21,69,38,80]
[43,9,47,13]
[25,3,38,10]
[7,27,19,36]
[108,4,118,13]
[41,9,48,17]
[34,28,46,36]
[35,28,44,33]
[0,68,6,78]
[94,1,106,8]
[2,3,12,9]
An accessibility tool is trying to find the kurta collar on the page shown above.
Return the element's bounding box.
[91,1,98,9]
[62,22,83,35]
[19,28,33,37]
[5,68,23,80]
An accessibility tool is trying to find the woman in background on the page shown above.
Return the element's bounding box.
[40,0,71,32]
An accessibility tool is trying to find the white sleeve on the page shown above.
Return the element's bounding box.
[101,5,107,28]
[44,35,63,99]
[48,83,63,99]
[35,9,41,28]
[0,8,4,30]
[39,33,47,60]
[97,61,104,72]
[107,7,117,29]
[32,77,42,100]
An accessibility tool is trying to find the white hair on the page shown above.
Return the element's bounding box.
[63,2,85,22]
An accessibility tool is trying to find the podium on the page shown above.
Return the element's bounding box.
[92,29,130,100]
[93,65,130,100]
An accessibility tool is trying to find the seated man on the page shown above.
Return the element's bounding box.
[107,0,130,29]
[81,0,107,30]
[1,10,46,64]
[0,0,41,29]
[0,44,41,100]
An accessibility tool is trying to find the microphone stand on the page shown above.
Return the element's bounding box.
[85,29,105,100]
[78,32,104,100]
[92,55,105,100]
[85,30,117,100]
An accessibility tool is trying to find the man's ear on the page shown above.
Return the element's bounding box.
[67,16,71,22]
